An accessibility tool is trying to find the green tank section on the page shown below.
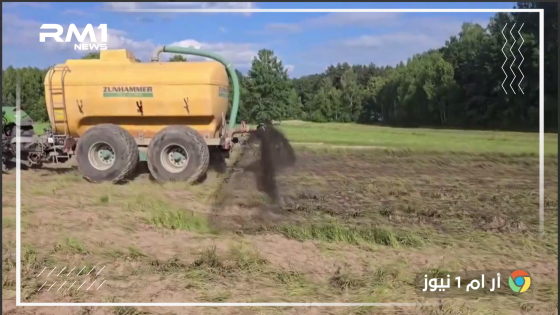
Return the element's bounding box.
[2,106,34,126]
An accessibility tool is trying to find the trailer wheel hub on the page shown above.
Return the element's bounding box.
[161,145,189,173]
[88,142,116,171]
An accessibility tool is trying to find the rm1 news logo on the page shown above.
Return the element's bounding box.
[39,24,108,51]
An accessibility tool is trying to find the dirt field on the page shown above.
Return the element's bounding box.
[2,144,558,315]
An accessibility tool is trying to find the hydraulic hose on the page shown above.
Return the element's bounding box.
[151,46,240,132]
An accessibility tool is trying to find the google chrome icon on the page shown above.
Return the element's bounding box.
[509,270,531,293]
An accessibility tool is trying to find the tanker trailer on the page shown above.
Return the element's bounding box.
[40,47,252,183]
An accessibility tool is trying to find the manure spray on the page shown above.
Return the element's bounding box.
[245,122,296,203]
[211,122,296,211]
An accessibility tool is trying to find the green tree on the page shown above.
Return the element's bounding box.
[168,55,187,62]
[244,49,294,123]
[307,77,339,122]
[339,69,363,122]
[2,66,49,121]
[82,52,101,59]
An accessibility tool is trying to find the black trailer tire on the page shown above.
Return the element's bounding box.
[76,124,139,183]
[147,125,209,183]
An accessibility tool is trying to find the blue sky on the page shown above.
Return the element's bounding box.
[2,2,517,77]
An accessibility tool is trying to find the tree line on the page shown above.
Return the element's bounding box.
[2,2,557,132]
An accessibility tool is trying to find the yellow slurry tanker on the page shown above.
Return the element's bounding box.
[3,46,293,184]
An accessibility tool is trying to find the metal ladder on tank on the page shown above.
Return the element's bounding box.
[47,65,70,136]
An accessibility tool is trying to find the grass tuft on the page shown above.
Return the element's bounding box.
[146,209,213,233]
[276,223,426,248]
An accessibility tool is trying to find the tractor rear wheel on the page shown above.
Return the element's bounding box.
[76,124,139,183]
[147,126,209,183]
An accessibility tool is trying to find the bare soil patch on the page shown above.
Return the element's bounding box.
[2,147,557,315]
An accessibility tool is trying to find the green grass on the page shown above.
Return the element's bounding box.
[34,120,557,155]
[53,237,90,255]
[275,223,426,248]
[275,121,558,155]
[146,208,214,233]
